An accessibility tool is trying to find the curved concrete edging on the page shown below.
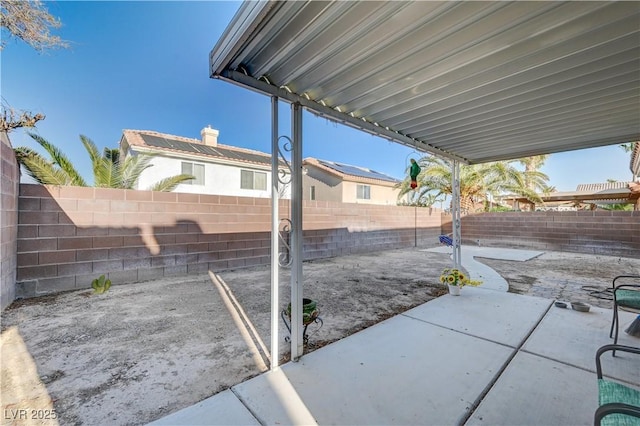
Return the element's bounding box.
[422,246,545,292]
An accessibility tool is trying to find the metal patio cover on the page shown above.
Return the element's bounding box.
[209,1,640,164]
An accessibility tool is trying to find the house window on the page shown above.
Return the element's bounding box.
[357,184,370,200]
[310,185,316,200]
[241,170,267,190]
[181,162,205,185]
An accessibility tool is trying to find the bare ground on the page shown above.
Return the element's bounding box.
[1,247,639,426]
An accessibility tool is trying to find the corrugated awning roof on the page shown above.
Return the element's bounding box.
[209,1,640,165]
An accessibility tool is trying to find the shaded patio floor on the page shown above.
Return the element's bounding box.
[150,287,640,425]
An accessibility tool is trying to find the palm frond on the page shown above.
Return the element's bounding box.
[103,148,120,165]
[147,174,195,192]
[80,135,114,187]
[120,155,153,189]
[28,132,86,185]
[79,135,101,165]
[14,146,38,164]
[93,156,123,188]
[15,148,74,185]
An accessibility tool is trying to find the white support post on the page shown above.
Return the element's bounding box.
[270,96,279,370]
[290,102,304,361]
[451,160,462,269]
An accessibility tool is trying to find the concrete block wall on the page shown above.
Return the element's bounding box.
[16,185,442,298]
[442,211,640,257]
[1,132,19,311]
[301,203,441,259]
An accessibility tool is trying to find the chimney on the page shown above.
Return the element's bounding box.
[201,125,219,146]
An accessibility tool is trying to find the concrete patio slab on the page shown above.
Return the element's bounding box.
[147,389,259,426]
[424,245,544,262]
[468,351,597,425]
[403,286,552,347]
[522,304,640,384]
[147,287,639,426]
[233,314,514,426]
[232,367,319,425]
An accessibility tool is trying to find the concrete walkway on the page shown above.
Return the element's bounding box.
[423,245,544,291]
[149,287,640,426]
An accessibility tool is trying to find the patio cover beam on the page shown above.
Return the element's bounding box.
[290,102,304,360]
[216,70,465,163]
[270,96,279,370]
[451,161,462,269]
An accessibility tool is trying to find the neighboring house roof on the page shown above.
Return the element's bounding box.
[303,157,400,186]
[575,181,630,192]
[122,129,284,168]
[504,182,638,206]
[572,181,638,205]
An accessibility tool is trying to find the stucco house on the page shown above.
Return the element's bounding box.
[119,127,403,204]
[302,157,401,205]
[119,126,291,198]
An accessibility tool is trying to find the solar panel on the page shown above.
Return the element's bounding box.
[318,160,398,182]
[141,134,203,154]
[215,146,271,165]
[141,134,171,149]
[139,133,272,166]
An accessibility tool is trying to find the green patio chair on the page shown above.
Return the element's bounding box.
[609,275,640,355]
[594,344,640,426]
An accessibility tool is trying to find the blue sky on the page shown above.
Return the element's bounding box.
[2,1,635,191]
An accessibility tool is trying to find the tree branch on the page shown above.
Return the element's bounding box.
[0,107,45,132]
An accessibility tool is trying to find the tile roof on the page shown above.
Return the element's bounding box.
[505,183,636,205]
[575,181,631,192]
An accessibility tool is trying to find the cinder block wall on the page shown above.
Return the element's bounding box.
[16,185,442,297]
[441,211,640,257]
[1,133,19,311]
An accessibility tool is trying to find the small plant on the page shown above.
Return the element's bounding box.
[439,268,482,288]
[91,274,112,294]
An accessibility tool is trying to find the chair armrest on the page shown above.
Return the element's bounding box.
[596,344,640,379]
[613,284,640,292]
[595,403,640,424]
[613,275,640,289]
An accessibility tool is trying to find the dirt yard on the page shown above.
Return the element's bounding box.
[1,246,639,425]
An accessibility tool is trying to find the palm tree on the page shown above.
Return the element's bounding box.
[518,155,549,190]
[15,133,194,191]
[397,155,550,211]
[501,159,553,199]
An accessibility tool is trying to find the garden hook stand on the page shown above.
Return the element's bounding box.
[281,301,323,345]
